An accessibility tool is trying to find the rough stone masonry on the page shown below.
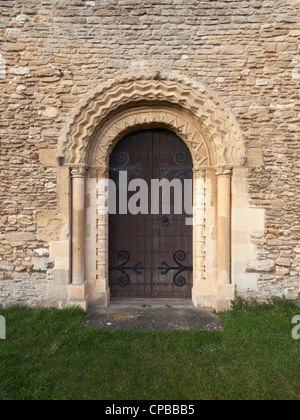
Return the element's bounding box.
[0,0,299,308]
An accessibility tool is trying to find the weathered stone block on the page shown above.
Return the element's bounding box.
[47,285,68,300]
[68,282,88,300]
[0,262,15,271]
[9,67,30,75]
[12,273,31,281]
[6,232,37,243]
[53,270,69,285]
[247,260,275,273]
[39,149,57,167]
[42,107,59,119]
[276,258,291,267]
[2,44,26,52]
[218,45,245,55]
[33,258,50,272]
[247,148,264,167]
[34,248,50,257]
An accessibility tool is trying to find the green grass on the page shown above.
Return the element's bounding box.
[0,297,299,400]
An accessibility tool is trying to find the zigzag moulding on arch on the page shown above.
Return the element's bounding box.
[58,72,246,167]
[90,108,211,168]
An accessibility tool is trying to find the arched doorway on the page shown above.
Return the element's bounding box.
[55,72,251,311]
[109,128,193,299]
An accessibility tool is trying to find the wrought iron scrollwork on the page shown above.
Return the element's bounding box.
[111,152,144,182]
[160,152,192,182]
[159,250,193,287]
[109,250,144,287]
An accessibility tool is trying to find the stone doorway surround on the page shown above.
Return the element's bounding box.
[43,72,265,311]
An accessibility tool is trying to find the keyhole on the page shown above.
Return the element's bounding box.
[161,216,169,226]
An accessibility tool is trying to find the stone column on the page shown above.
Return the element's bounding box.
[217,167,232,285]
[71,166,87,285]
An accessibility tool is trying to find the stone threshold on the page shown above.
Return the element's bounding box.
[83,300,223,331]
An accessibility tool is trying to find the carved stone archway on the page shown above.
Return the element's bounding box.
[58,72,246,167]
[57,72,247,311]
[88,107,212,169]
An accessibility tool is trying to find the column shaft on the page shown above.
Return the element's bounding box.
[217,169,232,285]
[72,168,86,285]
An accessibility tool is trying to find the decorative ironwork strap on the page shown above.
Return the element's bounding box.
[160,152,192,182]
[159,250,193,287]
[110,152,144,179]
[109,250,144,287]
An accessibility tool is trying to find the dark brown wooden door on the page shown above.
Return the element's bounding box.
[109,129,193,299]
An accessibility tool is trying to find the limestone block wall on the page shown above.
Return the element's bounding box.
[0,0,299,307]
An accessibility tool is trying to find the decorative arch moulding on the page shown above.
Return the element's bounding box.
[58,72,247,168]
[90,108,211,169]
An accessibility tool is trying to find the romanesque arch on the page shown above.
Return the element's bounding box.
[58,72,246,168]
[89,107,212,169]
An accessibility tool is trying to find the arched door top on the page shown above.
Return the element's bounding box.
[58,72,246,169]
[90,107,211,169]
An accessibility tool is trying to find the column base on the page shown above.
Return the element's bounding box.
[214,283,235,312]
[193,294,216,308]
[192,283,216,308]
[192,283,235,312]
[68,281,89,311]
[214,297,233,312]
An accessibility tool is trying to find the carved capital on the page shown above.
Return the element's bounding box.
[194,169,207,179]
[216,166,233,178]
[71,166,88,178]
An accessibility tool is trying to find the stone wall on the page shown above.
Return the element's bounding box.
[0,0,299,307]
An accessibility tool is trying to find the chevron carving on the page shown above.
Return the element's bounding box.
[58,72,245,167]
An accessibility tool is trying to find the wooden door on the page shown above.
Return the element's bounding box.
[109,129,193,299]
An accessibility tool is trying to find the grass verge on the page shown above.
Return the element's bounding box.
[0,297,299,400]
